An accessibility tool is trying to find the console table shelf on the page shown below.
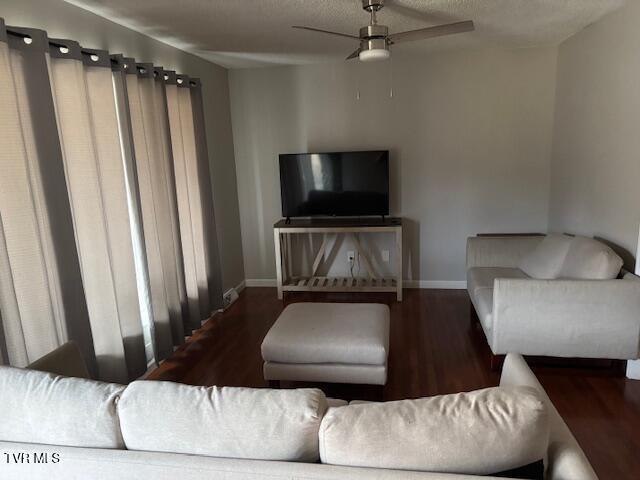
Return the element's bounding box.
[283,276,398,293]
[273,218,402,301]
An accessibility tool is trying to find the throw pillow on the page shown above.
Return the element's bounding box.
[518,234,573,279]
[319,386,549,476]
[559,236,623,280]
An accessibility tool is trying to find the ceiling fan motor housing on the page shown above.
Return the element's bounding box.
[362,0,384,12]
[359,24,388,39]
[359,24,389,56]
[360,37,388,53]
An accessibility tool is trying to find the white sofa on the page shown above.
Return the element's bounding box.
[0,347,597,479]
[466,234,640,361]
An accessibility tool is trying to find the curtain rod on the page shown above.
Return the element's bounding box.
[6,28,80,52]
[5,25,201,88]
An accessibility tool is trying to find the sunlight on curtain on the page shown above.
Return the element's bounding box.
[190,80,224,314]
[151,67,188,340]
[0,37,61,365]
[125,64,186,360]
[166,74,223,326]
[0,25,94,372]
[0,17,222,376]
[48,42,146,382]
[166,74,206,327]
[111,57,156,367]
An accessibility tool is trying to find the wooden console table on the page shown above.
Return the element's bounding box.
[273,218,402,301]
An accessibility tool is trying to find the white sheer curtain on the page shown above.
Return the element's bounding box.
[0,24,96,374]
[165,73,223,328]
[111,55,156,368]
[0,18,223,378]
[166,74,207,328]
[125,63,186,360]
[48,41,146,383]
[189,79,224,316]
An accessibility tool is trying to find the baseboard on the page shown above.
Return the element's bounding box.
[234,279,246,293]
[245,278,278,287]
[404,280,467,289]
[243,279,467,290]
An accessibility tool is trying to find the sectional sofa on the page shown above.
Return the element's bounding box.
[466,234,640,362]
[0,345,597,479]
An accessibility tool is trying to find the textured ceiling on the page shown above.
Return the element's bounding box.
[63,0,626,68]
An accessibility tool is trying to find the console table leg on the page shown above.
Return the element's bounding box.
[274,229,283,299]
[396,227,403,302]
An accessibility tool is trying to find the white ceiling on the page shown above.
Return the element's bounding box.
[63,0,626,68]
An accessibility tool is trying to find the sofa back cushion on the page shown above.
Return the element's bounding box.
[518,234,573,279]
[559,236,623,280]
[118,382,327,462]
[319,386,549,476]
[0,366,125,448]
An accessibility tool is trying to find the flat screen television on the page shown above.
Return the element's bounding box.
[279,150,389,218]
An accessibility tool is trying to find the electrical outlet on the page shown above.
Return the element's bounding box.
[381,250,390,262]
[223,293,233,307]
[222,288,239,309]
[347,250,355,263]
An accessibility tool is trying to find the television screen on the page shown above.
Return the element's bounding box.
[279,151,389,217]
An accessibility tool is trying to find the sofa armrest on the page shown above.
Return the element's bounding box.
[492,278,640,359]
[27,341,91,379]
[466,236,543,269]
[500,354,598,480]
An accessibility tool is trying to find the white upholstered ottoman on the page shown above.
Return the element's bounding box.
[261,303,390,385]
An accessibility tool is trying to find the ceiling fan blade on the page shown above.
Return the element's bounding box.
[388,20,474,44]
[346,48,361,60]
[292,26,359,40]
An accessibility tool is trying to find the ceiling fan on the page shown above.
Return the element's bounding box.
[293,0,475,62]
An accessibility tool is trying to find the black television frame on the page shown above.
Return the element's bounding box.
[279,150,390,219]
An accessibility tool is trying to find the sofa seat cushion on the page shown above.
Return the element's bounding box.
[118,382,327,462]
[261,303,389,365]
[319,386,549,476]
[560,236,623,280]
[0,366,125,448]
[467,267,528,296]
[518,234,573,279]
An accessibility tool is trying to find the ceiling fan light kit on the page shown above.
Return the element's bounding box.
[359,48,390,62]
[293,0,474,63]
[359,38,390,62]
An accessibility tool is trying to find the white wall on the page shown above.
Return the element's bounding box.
[229,48,558,284]
[1,0,245,291]
[549,0,640,264]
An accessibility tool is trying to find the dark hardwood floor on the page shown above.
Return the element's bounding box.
[149,287,640,479]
